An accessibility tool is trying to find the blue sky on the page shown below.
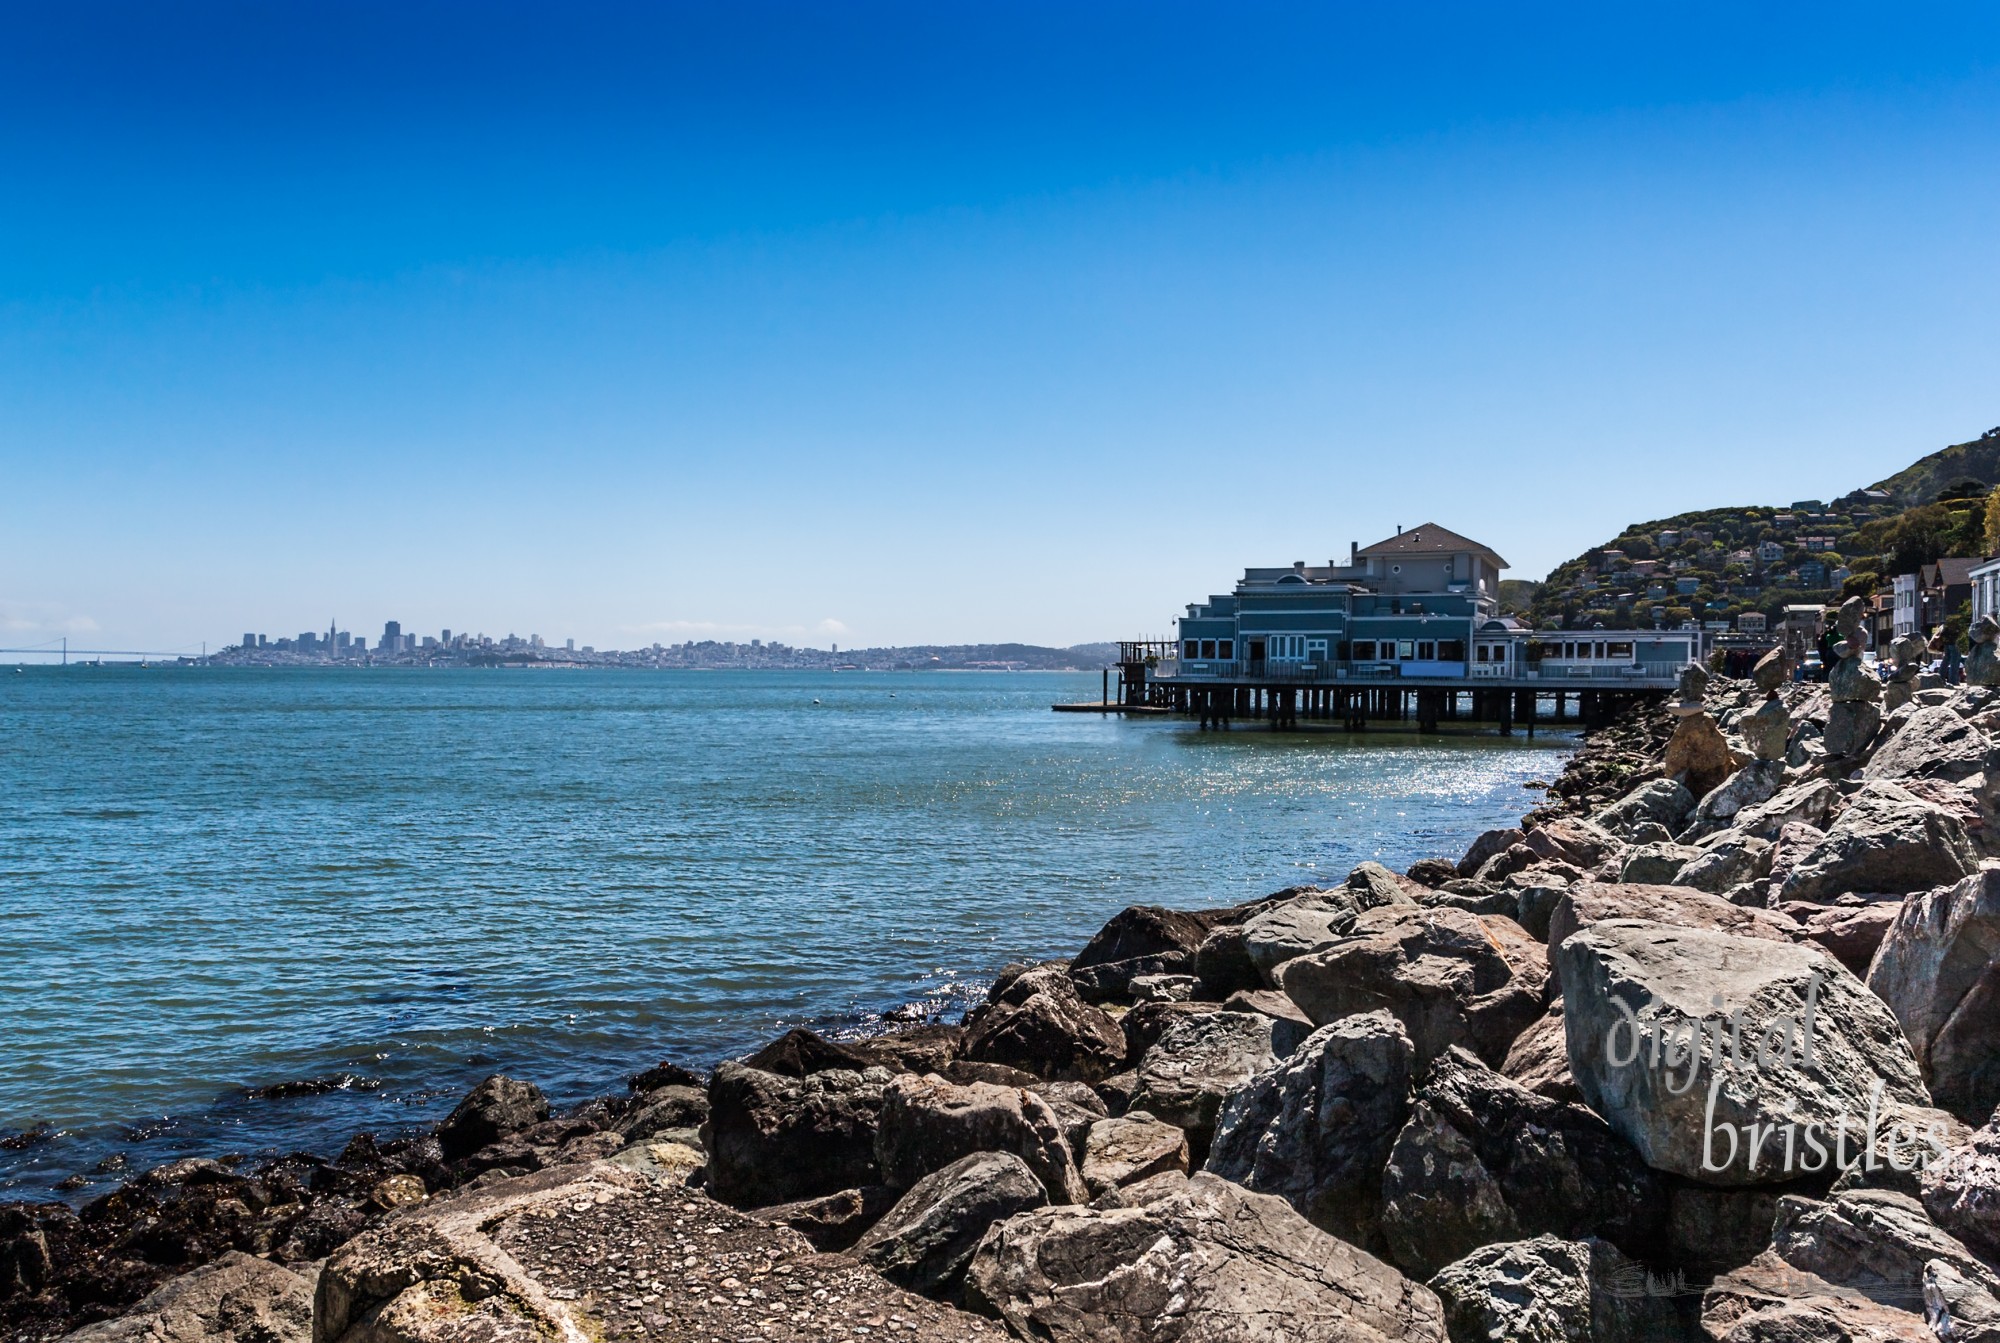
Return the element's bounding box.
[5,3,1999,652]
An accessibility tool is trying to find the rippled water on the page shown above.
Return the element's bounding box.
[0,666,1571,1197]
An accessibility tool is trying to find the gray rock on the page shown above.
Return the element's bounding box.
[1068,905,1223,1002]
[960,962,1127,1081]
[1348,860,1413,906]
[1080,1113,1189,1196]
[1794,902,1901,977]
[1221,988,1315,1056]
[1459,828,1527,879]
[1118,1000,1220,1064]
[1378,1048,1665,1280]
[852,1151,1049,1295]
[1620,843,1704,885]
[964,1171,1448,1343]
[1869,869,2000,1121]
[1426,1235,1683,1343]
[1771,1188,2000,1309]
[1825,699,1884,757]
[1742,695,1793,763]
[1864,705,1992,785]
[1927,1260,2000,1343]
[1525,819,1622,870]
[1190,922,1262,999]
[60,1252,313,1343]
[1204,1010,1414,1246]
[1127,972,1197,1003]
[875,1072,1088,1204]
[1132,1011,1278,1159]
[1922,1109,2000,1261]
[1688,761,1789,837]
[437,1074,550,1160]
[1558,920,1933,1186]
[1596,779,1698,842]
[704,1062,891,1207]
[1278,905,1549,1070]
[1733,779,1841,840]
[1242,885,1410,985]
[1777,780,1979,903]
[614,1084,708,1141]
[1672,834,1773,896]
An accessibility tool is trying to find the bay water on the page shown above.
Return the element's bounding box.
[0,666,1570,1197]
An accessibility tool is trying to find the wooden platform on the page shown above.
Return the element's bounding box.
[1051,701,1172,715]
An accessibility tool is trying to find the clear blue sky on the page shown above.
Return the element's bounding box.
[5,3,1999,652]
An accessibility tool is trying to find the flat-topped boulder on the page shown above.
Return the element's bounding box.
[1557,920,1933,1186]
[1546,883,1799,988]
[1068,905,1227,1003]
[1131,1011,1278,1161]
[1278,905,1549,1069]
[1241,882,1412,985]
[874,1072,1087,1205]
[57,1253,313,1343]
[316,1159,1009,1343]
[964,1171,1447,1343]
[851,1151,1048,1296]
[704,1062,890,1207]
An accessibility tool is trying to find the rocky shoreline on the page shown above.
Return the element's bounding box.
[10,638,2000,1341]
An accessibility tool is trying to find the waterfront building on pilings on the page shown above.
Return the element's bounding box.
[1121,523,1700,732]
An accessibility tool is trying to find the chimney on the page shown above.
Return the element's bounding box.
[1396,524,1403,535]
[1349,541,1359,566]
[1293,560,1305,573]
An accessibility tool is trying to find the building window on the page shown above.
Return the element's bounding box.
[1438,640,1465,660]
[1200,640,1216,659]
[1184,640,1198,659]
[1218,640,1234,659]
[1352,640,1376,660]
[1417,640,1436,660]
[1607,641,1633,658]
[1397,640,1415,659]
[1475,645,1490,663]
[1307,639,1326,661]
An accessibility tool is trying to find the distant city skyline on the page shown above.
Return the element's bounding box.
[6,4,2000,654]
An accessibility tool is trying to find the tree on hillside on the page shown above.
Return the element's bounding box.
[1985,490,2000,557]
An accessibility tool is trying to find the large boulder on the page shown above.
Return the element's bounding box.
[744,1027,874,1076]
[1777,781,1980,903]
[1546,884,1798,989]
[1525,819,1622,871]
[1619,843,1704,886]
[60,1252,313,1343]
[703,1062,889,1207]
[960,962,1126,1081]
[1922,1109,2000,1261]
[1080,1113,1188,1196]
[1733,778,1841,841]
[1241,883,1411,985]
[1868,869,2000,1120]
[749,1184,901,1252]
[963,1171,1447,1343]
[1701,1248,1934,1342]
[1278,906,1549,1069]
[1190,923,1262,998]
[874,1072,1088,1205]
[1458,828,1526,879]
[1794,902,1901,977]
[1825,699,1885,758]
[1672,833,1773,897]
[1068,905,1225,1002]
[852,1151,1048,1296]
[1863,705,1992,784]
[1596,780,1698,842]
[1686,761,1789,838]
[1665,712,1736,798]
[1204,1010,1415,1246]
[1131,1011,1278,1160]
[1558,921,1934,1186]
[1426,1235,1682,1343]
[1771,1187,2000,1309]
[436,1074,549,1160]
[1378,1048,1666,1280]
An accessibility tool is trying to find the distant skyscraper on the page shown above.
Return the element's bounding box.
[242,633,257,650]
[442,629,452,646]
[382,620,402,648]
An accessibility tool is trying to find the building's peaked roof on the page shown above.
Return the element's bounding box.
[1929,556,1983,586]
[1357,523,1508,569]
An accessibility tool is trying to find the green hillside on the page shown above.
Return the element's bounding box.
[1527,426,2000,631]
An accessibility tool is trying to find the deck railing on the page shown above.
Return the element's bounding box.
[1153,659,1682,687]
